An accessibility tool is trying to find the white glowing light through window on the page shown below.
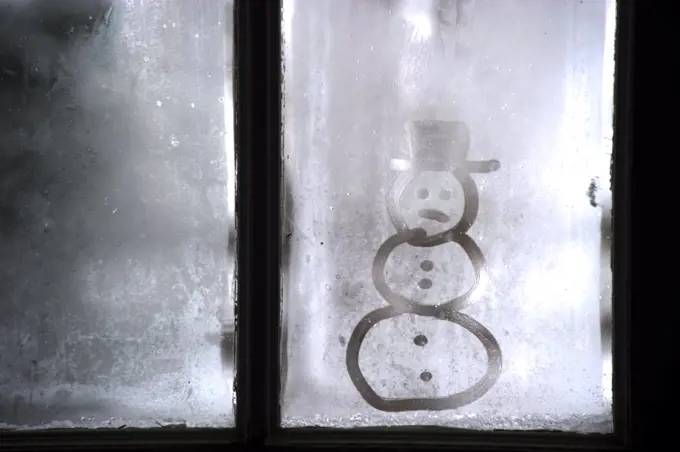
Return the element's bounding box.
[405,13,434,41]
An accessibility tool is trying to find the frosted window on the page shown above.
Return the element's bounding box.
[281,0,615,432]
[0,0,235,428]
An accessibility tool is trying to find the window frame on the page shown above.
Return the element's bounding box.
[1,0,636,450]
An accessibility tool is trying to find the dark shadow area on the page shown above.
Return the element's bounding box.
[1,0,117,427]
[600,201,613,355]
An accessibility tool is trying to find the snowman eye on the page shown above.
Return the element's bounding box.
[416,188,429,199]
[439,189,452,200]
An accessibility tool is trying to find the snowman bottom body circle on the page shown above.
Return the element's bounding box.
[346,305,502,412]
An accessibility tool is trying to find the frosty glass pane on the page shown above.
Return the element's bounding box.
[0,0,235,428]
[281,0,615,432]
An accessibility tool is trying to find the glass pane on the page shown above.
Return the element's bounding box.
[0,0,235,428]
[281,0,615,432]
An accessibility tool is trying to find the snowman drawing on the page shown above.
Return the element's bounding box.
[346,120,502,412]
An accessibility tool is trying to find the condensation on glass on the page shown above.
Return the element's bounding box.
[0,0,235,428]
[281,0,615,431]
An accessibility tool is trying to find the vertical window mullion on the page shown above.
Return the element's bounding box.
[234,0,282,444]
[611,0,633,443]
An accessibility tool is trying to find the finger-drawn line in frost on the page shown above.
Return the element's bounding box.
[345,119,502,412]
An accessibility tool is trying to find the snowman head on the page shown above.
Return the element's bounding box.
[387,166,480,243]
[401,170,466,236]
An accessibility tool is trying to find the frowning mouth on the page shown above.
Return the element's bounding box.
[418,209,450,223]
